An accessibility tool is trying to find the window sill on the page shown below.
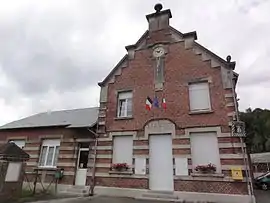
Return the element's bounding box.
[36,166,57,171]
[109,170,133,175]
[114,116,133,120]
[189,110,214,115]
[191,173,224,178]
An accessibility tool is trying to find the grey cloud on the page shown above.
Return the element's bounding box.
[0,2,112,96]
[0,0,270,125]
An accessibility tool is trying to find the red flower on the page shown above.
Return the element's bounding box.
[111,163,129,171]
[195,163,216,172]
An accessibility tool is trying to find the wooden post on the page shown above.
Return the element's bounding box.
[32,169,38,195]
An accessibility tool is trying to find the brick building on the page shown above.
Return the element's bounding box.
[95,4,253,203]
[0,108,98,187]
[0,4,254,203]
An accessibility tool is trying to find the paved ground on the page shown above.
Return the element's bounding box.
[255,189,270,203]
[28,196,169,203]
[27,191,270,203]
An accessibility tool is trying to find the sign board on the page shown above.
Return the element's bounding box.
[5,162,22,182]
[231,121,246,137]
[231,167,243,180]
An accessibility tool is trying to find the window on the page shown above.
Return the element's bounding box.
[189,82,211,111]
[39,139,60,167]
[113,136,133,166]
[117,91,133,117]
[9,140,25,149]
[190,132,221,173]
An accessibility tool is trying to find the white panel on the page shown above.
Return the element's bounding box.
[5,162,22,182]
[118,91,132,99]
[135,157,146,175]
[75,169,87,186]
[190,132,221,173]
[42,139,60,146]
[149,135,174,191]
[113,136,133,165]
[175,157,189,176]
[10,140,25,149]
[189,83,211,110]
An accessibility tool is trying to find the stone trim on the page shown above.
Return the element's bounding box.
[6,136,27,141]
[109,131,137,139]
[94,172,148,178]
[75,138,92,142]
[57,162,76,167]
[226,103,235,107]
[218,143,245,148]
[24,147,39,151]
[97,146,113,150]
[174,175,247,182]
[97,154,112,159]
[225,93,234,98]
[185,126,222,135]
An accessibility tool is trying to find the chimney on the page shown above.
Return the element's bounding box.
[146,3,172,32]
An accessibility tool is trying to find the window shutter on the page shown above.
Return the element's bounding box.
[190,132,221,173]
[113,136,133,165]
[189,83,211,110]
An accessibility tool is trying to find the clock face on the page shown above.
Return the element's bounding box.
[153,47,165,57]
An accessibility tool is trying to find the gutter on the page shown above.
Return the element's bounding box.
[87,125,99,196]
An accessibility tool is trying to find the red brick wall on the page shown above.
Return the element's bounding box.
[95,177,148,189]
[104,33,233,132]
[174,180,248,195]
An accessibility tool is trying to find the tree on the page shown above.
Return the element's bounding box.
[240,108,270,153]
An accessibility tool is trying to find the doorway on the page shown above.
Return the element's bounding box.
[75,143,89,186]
[149,135,174,191]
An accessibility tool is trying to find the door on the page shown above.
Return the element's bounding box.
[75,147,89,186]
[149,135,174,191]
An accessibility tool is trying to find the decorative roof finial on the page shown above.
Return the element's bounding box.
[226,55,231,62]
[154,3,163,13]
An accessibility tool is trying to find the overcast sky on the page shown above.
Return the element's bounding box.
[0,0,269,125]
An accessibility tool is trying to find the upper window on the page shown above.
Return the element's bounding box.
[117,91,133,118]
[9,140,26,149]
[113,136,133,165]
[190,132,221,173]
[39,139,60,168]
[189,82,211,111]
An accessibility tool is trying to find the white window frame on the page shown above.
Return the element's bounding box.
[190,132,221,173]
[39,139,60,168]
[117,91,133,118]
[9,140,26,149]
[112,136,133,166]
[188,82,211,112]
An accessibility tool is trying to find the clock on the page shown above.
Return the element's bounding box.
[153,46,165,58]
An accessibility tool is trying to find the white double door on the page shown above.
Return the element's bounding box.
[75,147,89,186]
[149,135,174,191]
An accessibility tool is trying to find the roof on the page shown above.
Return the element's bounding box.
[251,152,270,163]
[0,107,99,130]
[0,142,30,161]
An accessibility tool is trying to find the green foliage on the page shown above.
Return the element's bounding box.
[240,108,270,153]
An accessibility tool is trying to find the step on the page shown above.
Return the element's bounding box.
[136,196,184,202]
[138,190,180,202]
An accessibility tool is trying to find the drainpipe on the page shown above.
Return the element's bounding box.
[229,69,255,202]
[87,126,99,196]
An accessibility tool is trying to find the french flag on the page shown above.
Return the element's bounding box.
[162,98,166,109]
[146,97,153,111]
